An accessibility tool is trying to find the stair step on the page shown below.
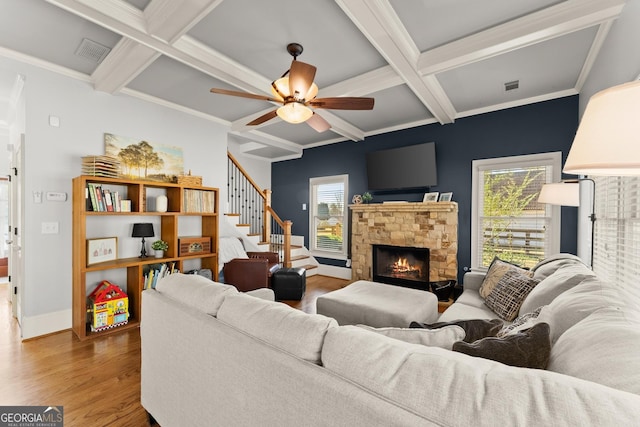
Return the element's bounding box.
[236,223,251,227]
[247,233,260,237]
[290,255,309,261]
[302,264,317,270]
[224,213,240,217]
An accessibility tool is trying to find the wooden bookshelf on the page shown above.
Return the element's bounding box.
[72,175,219,341]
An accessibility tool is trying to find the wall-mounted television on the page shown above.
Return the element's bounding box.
[366,142,437,191]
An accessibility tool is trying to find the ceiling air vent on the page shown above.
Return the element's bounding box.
[75,38,111,63]
[504,80,519,91]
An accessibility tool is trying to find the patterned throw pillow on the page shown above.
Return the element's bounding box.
[479,257,532,299]
[497,306,543,337]
[485,270,540,321]
[410,319,504,343]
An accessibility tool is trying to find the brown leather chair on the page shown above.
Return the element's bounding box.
[223,251,281,292]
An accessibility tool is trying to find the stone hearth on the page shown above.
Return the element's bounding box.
[350,202,458,283]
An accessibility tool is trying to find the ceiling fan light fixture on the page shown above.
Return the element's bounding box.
[271,77,290,100]
[277,102,313,124]
[305,83,319,101]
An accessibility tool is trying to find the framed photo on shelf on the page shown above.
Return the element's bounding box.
[87,237,118,265]
[439,192,453,202]
[423,192,439,202]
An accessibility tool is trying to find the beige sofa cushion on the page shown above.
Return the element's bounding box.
[321,325,640,425]
[520,263,595,314]
[357,324,465,350]
[155,273,237,316]
[536,276,618,343]
[217,294,337,364]
[548,307,640,395]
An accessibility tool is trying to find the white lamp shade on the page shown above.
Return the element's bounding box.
[537,182,580,206]
[563,80,640,175]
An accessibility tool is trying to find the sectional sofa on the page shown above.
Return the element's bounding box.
[140,254,640,426]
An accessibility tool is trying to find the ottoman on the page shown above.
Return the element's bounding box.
[271,267,306,300]
[316,280,438,328]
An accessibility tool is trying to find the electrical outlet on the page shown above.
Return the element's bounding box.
[41,222,59,234]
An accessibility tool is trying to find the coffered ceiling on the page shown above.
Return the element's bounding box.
[0,0,627,160]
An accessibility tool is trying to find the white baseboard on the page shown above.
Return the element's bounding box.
[21,309,71,340]
[317,264,352,280]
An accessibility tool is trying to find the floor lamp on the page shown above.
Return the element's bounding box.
[561,79,640,268]
[538,180,595,267]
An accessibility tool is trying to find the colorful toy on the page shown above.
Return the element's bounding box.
[88,280,129,332]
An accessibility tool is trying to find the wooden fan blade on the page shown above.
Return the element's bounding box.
[289,60,316,99]
[210,88,280,103]
[309,97,374,110]
[247,110,278,126]
[306,113,331,133]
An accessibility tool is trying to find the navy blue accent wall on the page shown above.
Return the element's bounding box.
[272,96,579,279]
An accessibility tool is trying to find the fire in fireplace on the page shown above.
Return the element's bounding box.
[372,244,430,290]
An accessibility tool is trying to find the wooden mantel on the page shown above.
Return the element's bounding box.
[350,202,458,283]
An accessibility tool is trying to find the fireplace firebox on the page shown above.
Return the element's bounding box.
[372,244,430,290]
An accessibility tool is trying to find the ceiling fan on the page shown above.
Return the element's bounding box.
[210,43,374,132]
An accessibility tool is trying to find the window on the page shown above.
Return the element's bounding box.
[309,175,348,259]
[471,152,562,270]
[592,176,640,303]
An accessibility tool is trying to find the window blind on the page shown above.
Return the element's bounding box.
[593,176,640,308]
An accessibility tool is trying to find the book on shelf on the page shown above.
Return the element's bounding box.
[143,262,178,290]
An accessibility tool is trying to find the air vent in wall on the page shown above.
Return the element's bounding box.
[75,38,111,63]
[504,80,519,91]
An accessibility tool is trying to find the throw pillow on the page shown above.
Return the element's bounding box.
[479,257,532,299]
[497,306,543,337]
[452,322,551,369]
[484,270,540,321]
[410,318,503,343]
[357,324,465,350]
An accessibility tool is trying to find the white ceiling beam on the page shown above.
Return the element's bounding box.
[230,129,303,156]
[90,0,224,93]
[574,21,615,92]
[418,0,626,75]
[336,0,456,124]
[45,0,271,96]
[319,65,403,97]
[92,38,159,93]
[317,110,366,141]
[144,0,224,43]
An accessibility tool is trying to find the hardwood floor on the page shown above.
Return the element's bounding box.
[0,275,349,427]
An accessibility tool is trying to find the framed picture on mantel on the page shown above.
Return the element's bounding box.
[423,192,439,202]
[439,192,453,202]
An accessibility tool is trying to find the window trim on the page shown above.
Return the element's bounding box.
[471,152,562,271]
[309,174,349,260]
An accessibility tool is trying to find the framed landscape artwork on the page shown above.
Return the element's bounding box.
[104,133,184,182]
[423,192,439,202]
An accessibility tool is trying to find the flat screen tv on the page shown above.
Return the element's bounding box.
[366,142,437,191]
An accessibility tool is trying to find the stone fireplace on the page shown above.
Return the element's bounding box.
[350,202,458,283]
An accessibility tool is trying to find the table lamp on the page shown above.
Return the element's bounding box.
[132,223,154,258]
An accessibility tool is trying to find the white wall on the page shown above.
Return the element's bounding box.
[226,137,272,190]
[0,56,229,338]
[580,0,640,115]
